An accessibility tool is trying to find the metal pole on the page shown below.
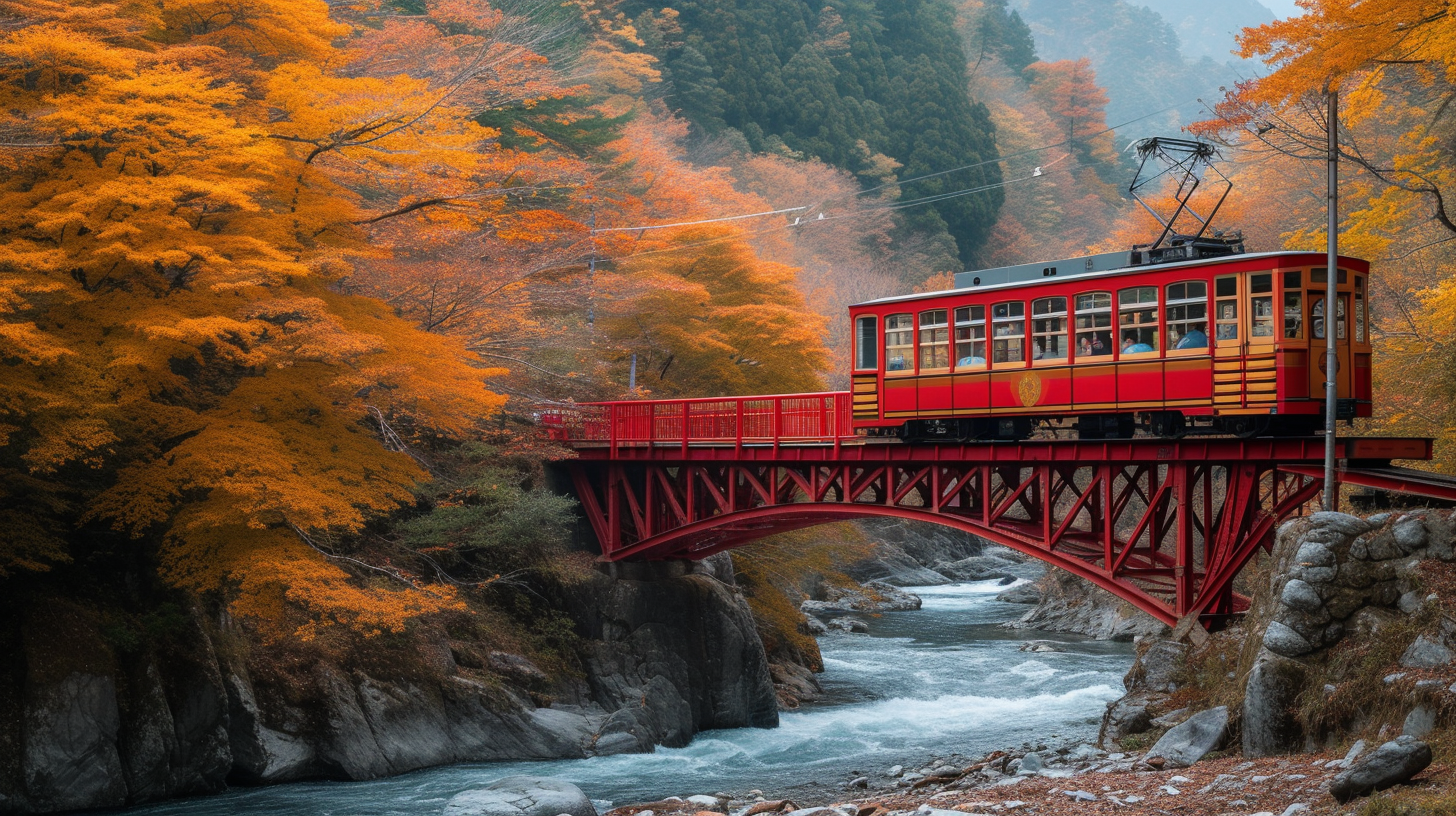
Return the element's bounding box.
[1323,88,1339,512]
[629,352,636,392]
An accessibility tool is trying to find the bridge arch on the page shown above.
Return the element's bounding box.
[560,449,1351,626]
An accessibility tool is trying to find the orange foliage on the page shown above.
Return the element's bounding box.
[0,0,513,631]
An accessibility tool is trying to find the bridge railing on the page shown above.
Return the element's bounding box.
[541,392,854,448]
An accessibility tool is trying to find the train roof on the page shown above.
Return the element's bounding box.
[852,250,1366,309]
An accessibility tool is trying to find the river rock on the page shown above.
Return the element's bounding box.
[1002,568,1168,641]
[1144,706,1228,768]
[936,555,1018,582]
[995,584,1041,604]
[844,519,986,586]
[1329,736,1433,802]
[826,617,868,633]
[1017,640,1065,653]
[444,776,596,816]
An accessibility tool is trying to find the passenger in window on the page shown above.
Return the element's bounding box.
[1079,334,1110,356]
[1175,322,1208,349]
[1121,332,1154,354]
[888,356,906,371]
[957,355,985,366]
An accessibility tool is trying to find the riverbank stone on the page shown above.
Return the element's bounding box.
[1329,736,1433,802]
[1144,706,1228,768]
[443,776,596,816]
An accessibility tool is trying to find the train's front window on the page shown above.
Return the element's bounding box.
[991,301,1025,364]
[885,314,913,372]
[855,316,878,370]
[954,305,986,368]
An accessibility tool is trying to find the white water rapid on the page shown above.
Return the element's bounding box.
[123,579,1133,815]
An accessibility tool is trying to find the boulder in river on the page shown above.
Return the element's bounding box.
[995,583,1041,604]
[1144,706,1228,768]
[443,776,596,816]
[826,617,869,633]
[1329,736,1432,802]
[1017,640,1066,653]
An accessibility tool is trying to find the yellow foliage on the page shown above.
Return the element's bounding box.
[0,0,505,630]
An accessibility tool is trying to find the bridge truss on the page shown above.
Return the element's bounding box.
[547,395,1449,627]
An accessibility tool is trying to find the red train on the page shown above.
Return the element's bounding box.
[848,249,1372,440]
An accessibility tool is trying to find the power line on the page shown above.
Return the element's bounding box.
[591,205,809,234]
[589,95,1202,236]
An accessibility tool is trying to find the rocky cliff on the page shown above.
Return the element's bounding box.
[1096,509,1456,764]
[1001,567,1170,641]
[0,556,775,815]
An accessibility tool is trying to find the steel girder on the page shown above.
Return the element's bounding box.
[567,456,1331,627]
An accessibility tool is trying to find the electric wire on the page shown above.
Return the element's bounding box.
[587,95,1202,237]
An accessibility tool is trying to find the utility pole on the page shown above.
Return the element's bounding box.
[1323,87,1339,511]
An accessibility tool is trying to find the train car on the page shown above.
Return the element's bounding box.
[847,249,1372,440]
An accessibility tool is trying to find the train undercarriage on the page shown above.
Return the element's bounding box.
[888,406,1356,442]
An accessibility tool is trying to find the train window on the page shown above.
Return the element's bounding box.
[1250,273,1275,337]
[1215,276,1239,340]
[885,313,913,371]
[855,316,878,370]
[1165,281,1208,350]
[1284,290,1303,338]
[1074,292,1112,358]
[918,309,950,370]
[1311,297,1325,340]
[1355,279,1366,343]
[1031,297,1068,360]
[1117,286,1158,354]
[1337,296,1348,340]
[954,305,986,368]
[1311,267,1349,285]
[991,301,1025,364]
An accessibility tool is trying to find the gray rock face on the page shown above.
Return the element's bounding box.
[20,673,127,812]
[4,560,779,813]
[1243,653,1307,757]
[1001,568,1168,641]
[936,555,1019,582]
[1329,736,1432,802]
[844,518,986,586]
[1144,706,1228,769]
[443,776,595,816]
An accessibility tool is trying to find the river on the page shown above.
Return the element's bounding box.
[120,579,1134,816]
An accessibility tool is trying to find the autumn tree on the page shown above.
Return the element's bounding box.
[0,0,539,636]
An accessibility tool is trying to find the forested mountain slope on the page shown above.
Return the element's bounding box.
[622,0,1003,269]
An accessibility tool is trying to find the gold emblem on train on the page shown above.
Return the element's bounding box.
[1017,372,1043,407]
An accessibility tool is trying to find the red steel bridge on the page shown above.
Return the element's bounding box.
[544,392,1456,627]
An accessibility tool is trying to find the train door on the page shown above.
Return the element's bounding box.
[1243,272,1278,405]
[1308,268,1351,402]
[1212,274,1243,410]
